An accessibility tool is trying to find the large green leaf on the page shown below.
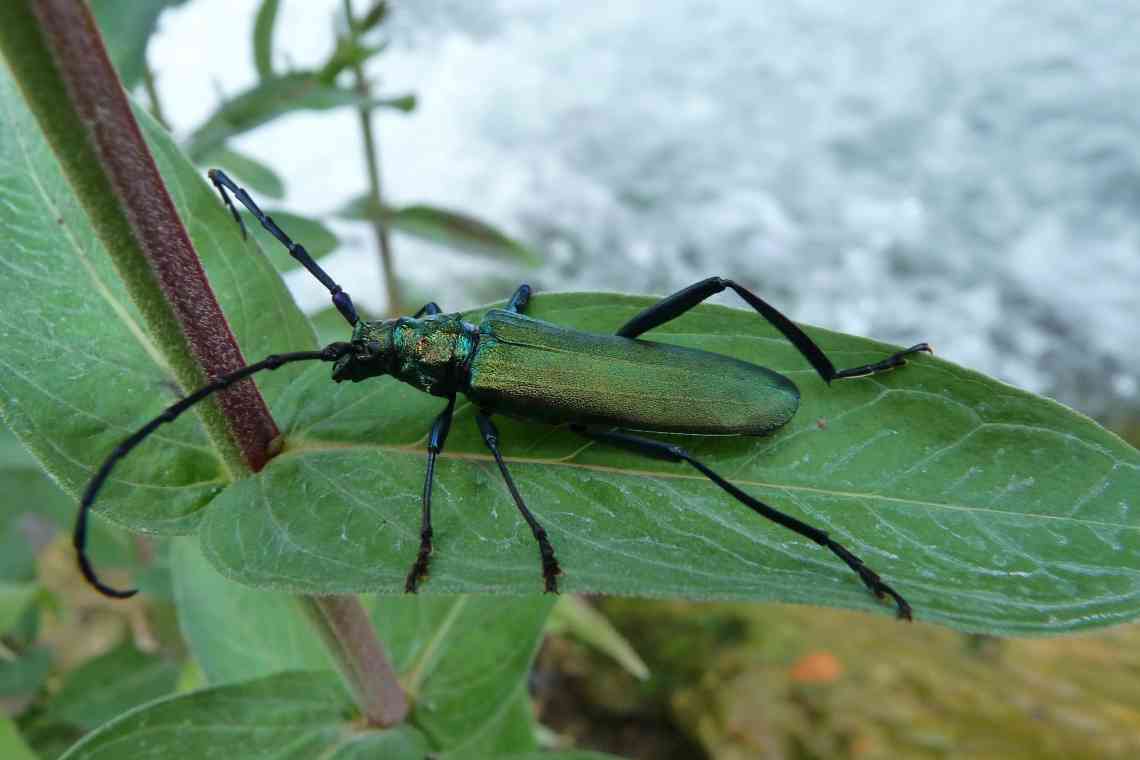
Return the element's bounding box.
[0,717,38,760]
[173,536,552,752]
[170,537,333,684]
[36,642,179,731]
[58,671,429,760]
[0,63,313,536]
[191,294,1140,635]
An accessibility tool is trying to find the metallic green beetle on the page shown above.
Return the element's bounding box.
[74,169,930,620]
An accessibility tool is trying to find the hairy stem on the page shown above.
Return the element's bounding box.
[301,596,409,726]
[0,0,407,726]
[343,0,402,316]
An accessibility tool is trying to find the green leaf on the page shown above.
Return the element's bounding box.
[371,595,553,752]
[548,596,649,680]
[0,717,38,760]
[170,537,332,683]
[37,642,178,731]
[0,647,52,700]
[337,196,537,264]
[192,293,1140,635]
[200,146,286,199]
[252,0,281,80]
[244,210,340,272]
[185,73,372,161]
[503,754,629,760]
[89,0,188,90]
[0,582,38,635]
[58,671,430,760]
[0,64,313,536]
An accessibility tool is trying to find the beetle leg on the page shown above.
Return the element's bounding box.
[505,284,532,314]
[414,302,443,318]
[406,395,456,592]
[572,425,913,620]
[475,412,562,592]
[615,276,931,385]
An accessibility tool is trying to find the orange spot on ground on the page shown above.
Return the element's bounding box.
[789,651,843,683]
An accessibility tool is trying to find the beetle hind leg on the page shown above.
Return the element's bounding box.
[476,412,562,592]
[573,426,912,620]
[615,276,931,385]
[405,395,456,593]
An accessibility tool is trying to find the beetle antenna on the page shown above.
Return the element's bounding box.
[76,342,354,598]
[207,169,359,326]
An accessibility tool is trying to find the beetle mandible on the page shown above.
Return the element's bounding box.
[74,169,931,620]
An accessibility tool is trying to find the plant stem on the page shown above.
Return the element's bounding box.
[343,0,402,316]
[2,0,408,727]
[301,596,409,727]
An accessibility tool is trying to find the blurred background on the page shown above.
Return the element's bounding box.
[4,1,1140,757]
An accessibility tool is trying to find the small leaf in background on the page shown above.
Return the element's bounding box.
[88,0,189,90]
[336,195,538,264]
[242,210,340,273]
[319,38,391,84]
[200,145,286,199]
[0,647,52,708]
[0,583,38,636]
[252,0,280,80]
[0,717,37,760]
[57,671,430,760]
[37,641,179,731]
[548,596,649,681]
[185,73,373,161]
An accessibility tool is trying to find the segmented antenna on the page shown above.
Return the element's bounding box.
[76,343,353,598]
[208,169,359,326]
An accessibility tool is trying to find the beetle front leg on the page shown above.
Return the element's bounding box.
[475,412,562,592]
[406,395,456,592]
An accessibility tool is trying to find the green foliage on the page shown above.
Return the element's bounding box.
[58,672,430,760]
[88,0,189,89]
[338,196,540,264]
[252,0,281,80]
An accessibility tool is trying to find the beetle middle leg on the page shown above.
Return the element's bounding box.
[414,302,442,318]
[505,283,532,314]
[572,425,912,620]
[475,411,562,592]
[406,394,456,592]
[616,276,930,385]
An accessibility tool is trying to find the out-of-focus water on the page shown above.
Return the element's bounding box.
[153,0,1140,419]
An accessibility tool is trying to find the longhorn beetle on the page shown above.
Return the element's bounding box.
[74,169,931,619]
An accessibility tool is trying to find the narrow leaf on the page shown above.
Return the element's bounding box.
[195,293,1140,635]
[58,671,429,760]
[548,596,649,680]
[186,73,372,161]
[336,195,537,264]
[252,0,280,80]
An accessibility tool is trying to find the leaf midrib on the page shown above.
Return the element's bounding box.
[275,437,1139,533]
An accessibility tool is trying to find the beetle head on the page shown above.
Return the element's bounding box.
[332,319,397,382]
